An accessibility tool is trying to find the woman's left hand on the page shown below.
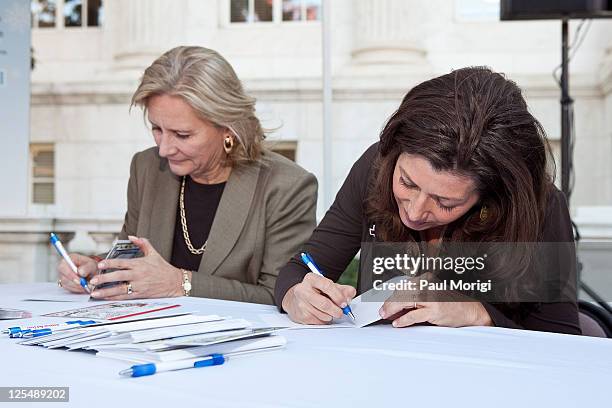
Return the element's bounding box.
[89,236,183,300]
[379,300,493,328]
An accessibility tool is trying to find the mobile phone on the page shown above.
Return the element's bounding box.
[93,239,143,290]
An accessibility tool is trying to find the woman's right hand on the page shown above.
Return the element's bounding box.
[57,254,99,293]
[282,273,357,324]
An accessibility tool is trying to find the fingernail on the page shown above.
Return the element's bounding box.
[392,321,398,327]
[128,235,137,240]
[90,278,98,285]
[98,262,105,269]
[90,291,98,298]
[73,279,81,286]
[379,309,386,318]
[77,268,84,277]
[340,302,347,308]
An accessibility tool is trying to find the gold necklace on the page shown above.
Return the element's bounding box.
[179,176,207,255]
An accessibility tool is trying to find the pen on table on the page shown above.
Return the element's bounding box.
[119,353,226,377]
[49,232,90,293]
[5,320,98,338]
[300,252,356,320]
[119,347,276,378]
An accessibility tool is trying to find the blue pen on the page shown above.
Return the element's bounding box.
[300,252,356,320]
[119,353,226,377]
[50,233,90,293]
[119,354,227,377]
[119,344,287,377]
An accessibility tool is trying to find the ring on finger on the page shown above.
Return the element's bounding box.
[126,282,133,296]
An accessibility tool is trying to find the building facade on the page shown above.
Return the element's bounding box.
[1,0,612,284]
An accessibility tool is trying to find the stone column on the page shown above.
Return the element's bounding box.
[106,0,189,70]
[600,37,612,204]
[55,217,123,254]
[89,232,118,254]
[0,218,75,283]
[351,0,429,67]
[600,38,612,92]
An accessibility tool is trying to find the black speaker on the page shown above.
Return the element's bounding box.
[500,0,612,20]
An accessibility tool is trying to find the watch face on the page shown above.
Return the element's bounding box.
[184,281,192,291]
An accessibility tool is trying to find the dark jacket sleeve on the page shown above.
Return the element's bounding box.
[482,188,582,335]
[274,144,378,308]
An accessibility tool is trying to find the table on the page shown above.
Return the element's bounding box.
[1,283,610,407]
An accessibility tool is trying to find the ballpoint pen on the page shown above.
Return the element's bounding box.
[119,347,277,377]
[119,353,226,377]
[300,252,356,320]
[49,233,90,293]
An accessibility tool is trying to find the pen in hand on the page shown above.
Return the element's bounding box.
[300,252,356,320]
[50,233,91,293]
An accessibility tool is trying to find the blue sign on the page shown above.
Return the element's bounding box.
[0,0,30,215]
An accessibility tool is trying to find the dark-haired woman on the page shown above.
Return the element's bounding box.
[274,67,581,334]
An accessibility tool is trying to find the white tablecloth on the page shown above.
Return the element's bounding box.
[1,283,610,407]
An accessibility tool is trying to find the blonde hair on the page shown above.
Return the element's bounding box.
[131,46,265,164]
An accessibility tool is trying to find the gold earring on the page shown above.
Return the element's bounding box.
[223,135,234,154]
[479,205,489,222]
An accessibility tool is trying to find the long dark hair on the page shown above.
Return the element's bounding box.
[365,67,556,301]
[366,66,554,244]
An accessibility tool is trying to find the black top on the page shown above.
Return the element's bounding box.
[274,143,582,335]
[171,177,226,272]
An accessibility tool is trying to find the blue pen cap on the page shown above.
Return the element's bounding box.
[49,233,59,245]
[131,363,157,377]
[302,252,321,270]
[194,353,225,368]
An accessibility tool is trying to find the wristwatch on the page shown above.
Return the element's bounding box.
[181,269,192,297]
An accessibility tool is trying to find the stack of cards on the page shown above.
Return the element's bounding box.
[16,311,286,364]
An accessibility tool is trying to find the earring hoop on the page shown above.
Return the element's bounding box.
[479,205,489,222]
[223,135,234,154]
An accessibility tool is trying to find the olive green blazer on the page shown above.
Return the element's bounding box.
[118,147,318,305]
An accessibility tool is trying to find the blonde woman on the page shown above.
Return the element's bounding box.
[57,46,317,304]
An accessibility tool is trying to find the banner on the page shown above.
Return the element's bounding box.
[0,0,30,215]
